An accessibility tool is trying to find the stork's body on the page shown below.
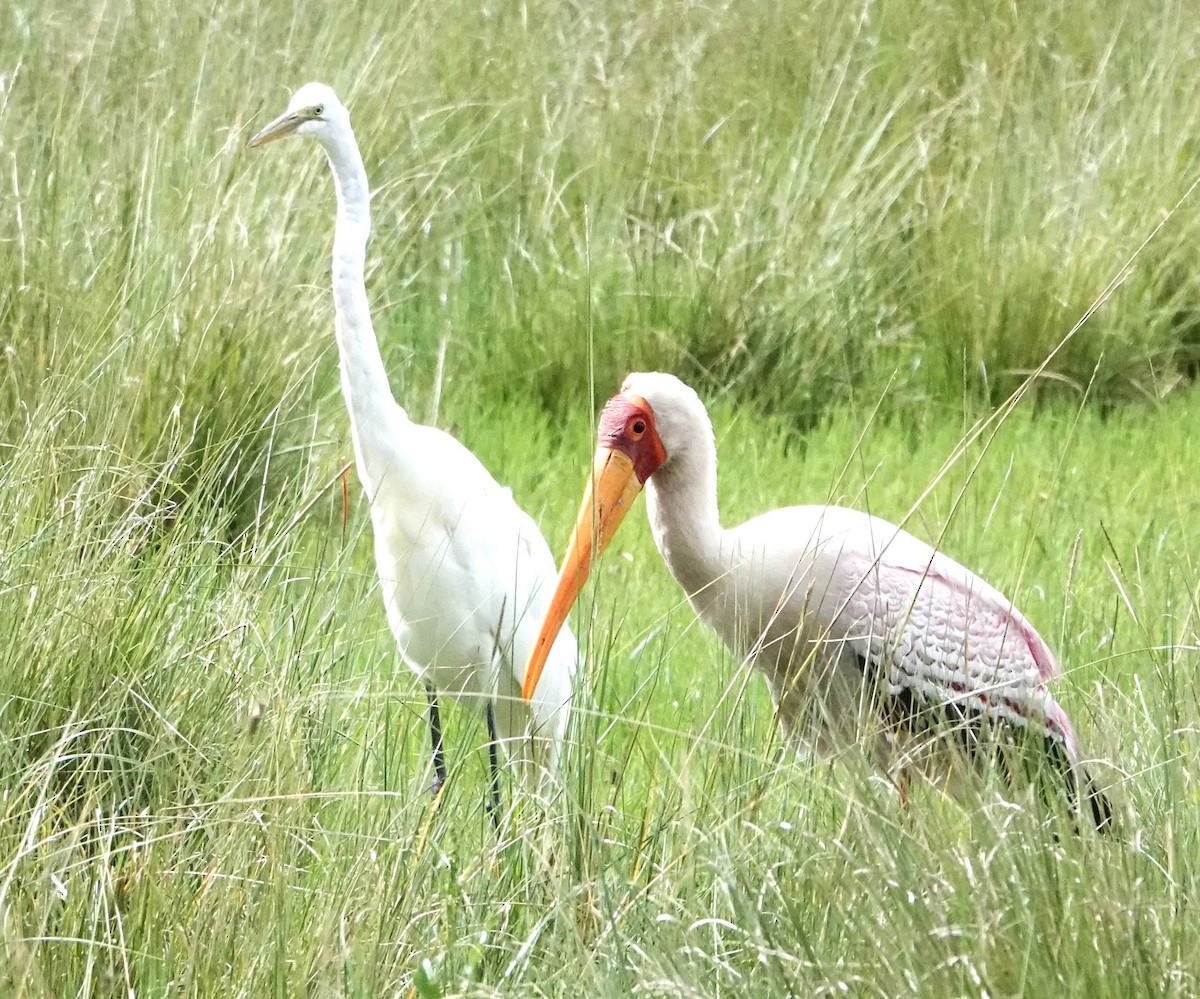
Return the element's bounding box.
[523,372,1111,830]
[249,84,575,814]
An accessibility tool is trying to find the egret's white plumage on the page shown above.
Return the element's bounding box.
[249,83,575,808]
[523,371,1112,830]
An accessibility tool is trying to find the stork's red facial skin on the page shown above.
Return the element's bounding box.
[597,392,668,485]
[520,392,667,702]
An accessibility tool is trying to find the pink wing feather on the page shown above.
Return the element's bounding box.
[832,546,1080,757]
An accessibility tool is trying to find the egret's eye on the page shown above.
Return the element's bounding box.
[630,418,647,438]
[313,104,325,116]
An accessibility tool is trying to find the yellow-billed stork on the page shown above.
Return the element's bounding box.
[522,372,1112,830]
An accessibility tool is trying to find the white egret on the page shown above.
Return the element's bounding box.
[249,83,575,820]
[522,372,1113,830]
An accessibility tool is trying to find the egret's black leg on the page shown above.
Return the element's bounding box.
[485,700,502,829]
[427,688,447,798]
[483,600,507,830]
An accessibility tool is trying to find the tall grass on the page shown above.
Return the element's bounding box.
[6,0,1198,424]
[0,0,1198,994]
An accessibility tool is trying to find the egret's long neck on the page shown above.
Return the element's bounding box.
[321,129,407,487]
[644,431,726,597]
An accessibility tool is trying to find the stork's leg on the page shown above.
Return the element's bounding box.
[485,700,502,829]
[427,688,447,798]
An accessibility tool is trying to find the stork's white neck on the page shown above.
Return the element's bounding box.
[320,126,406,489]
[644,422,726,597]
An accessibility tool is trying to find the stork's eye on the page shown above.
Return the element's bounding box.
[630,418,647,438]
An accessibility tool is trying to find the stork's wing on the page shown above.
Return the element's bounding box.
[832,548,1077,753]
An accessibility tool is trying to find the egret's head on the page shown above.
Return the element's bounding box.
[247,82,348,147]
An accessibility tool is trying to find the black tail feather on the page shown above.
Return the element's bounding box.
[877,677,1115,833]
[1045,736,1115,834]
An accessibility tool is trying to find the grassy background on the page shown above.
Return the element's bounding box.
[1,0,1199,994]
